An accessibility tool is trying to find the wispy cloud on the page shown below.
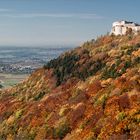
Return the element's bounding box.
[0,13,104,19]
[0,8,11,12]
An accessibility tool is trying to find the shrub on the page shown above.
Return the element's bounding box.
[133,115,140,123]
[3,111,13,119]
[53,122,71,139]
[94,94,108,109]
[116,112,126,121]
[18,128,37,140]
[15,109,23,119]
[28,128,36,140]
[59,107,69,117]
[102,65,118,79]
[79,119,90,129]
[0,84,3,89]
[134,57,140,63]
[102,59,132,79]
[44,50,105,86]
[34,91,45,101]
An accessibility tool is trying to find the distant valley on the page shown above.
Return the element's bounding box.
[0,47,72,88]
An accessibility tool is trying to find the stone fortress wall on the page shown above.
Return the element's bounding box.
[111,20,140,35]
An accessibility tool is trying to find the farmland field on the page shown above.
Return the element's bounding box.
[0,73,28,88]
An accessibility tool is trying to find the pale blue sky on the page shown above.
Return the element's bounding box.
[0,0,140,47]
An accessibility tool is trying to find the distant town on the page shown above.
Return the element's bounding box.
[0,47,71,74]
[0,62,41,74]
[0,47,71,88]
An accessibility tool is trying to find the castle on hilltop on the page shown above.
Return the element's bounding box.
[111,20,140,35]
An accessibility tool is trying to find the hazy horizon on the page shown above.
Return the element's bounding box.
[0,0,140,47]
[0,44,76,48]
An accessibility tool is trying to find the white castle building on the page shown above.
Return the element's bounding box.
[111,20,140,35]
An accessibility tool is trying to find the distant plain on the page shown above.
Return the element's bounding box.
[0,73,28,88]
[0,46,72,88]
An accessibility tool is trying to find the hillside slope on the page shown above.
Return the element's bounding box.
[0,34,140,140]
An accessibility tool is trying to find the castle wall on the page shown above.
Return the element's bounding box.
[122,26,127,35]
[111,21,140,35]
[114,26,122,35]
